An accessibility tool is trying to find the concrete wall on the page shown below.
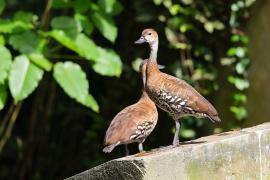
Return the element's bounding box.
[66,123,270,180]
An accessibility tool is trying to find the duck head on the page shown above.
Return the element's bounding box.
[134,29,158,46]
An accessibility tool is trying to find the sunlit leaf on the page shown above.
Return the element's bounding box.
[49,30,79,52]
[220,57,235,66]
[53,61,99,111]
[233,93,247,103]
[228,76,249,90]
[28,53,53,71]
[9,31,45,54]
[92,47,122,77]
[75,33,99,61]
[204,22,214,33]
[132,58,143,72]
[180,129,196,138]
[84,94,99,112]
[0,35,4,46]
[230,106,247,120]
[0,19,32,33]
[91,11,117,42]
[0,46,12,83]
[74,13,93,35]
[9,55,44,102]
[0,83,7,110]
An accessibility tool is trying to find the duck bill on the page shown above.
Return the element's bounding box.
[134,37,146,44]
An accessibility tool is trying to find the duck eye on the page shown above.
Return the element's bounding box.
[148,33,152,35]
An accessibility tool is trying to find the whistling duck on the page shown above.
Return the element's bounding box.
[135,29,221,146]
[103,60,158,154]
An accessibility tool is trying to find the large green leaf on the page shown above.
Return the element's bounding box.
[91,11,117,43]
[97,0,123,16]
[13,11,38,24]
[9,55,44,102]
[28,53,53,72]
[92,47,122,77]
[0,19,32,33]
[75,34,99,61]
[0,83,7,110]
[49,30,99,61]
[53,61,99,111]
[49,30,79,52]
[0,46,12,83]
[51,16,80,39]
[9,31,45,54]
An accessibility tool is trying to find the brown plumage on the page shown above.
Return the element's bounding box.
[103,60,158,154]
[135,29,221,146]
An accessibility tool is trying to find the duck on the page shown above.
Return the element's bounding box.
[103,59,159,154]
[135,28,221,146]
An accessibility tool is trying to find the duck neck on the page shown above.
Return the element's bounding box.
[149,40,158,63]
[141,67,146,88]
[140,90,150,101]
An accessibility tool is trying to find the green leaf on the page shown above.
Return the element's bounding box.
[0,83,7,110]
[74,13,93,35]
[13,11,38,23]
[9,31,44,54]
[52,0,71,8]
[49,30,99,61]
[0,46,12,83]
[230,106,247,120]
[0,19,33,33]
[0,0,5,14]
[72,0,92,13]
[0,35,5,46]
[92,47,122,77]
[53,61,99,111]
[28,53,53,71]
[51,16,80,39]
[9,55,44,102]
[75,33,99,61]
[49,30,79,52]
[97,0,123,16]
[228,76,249,90]
[84,94,99,112]
[91,11,117,42]
[180,128,196,138]
[233,93,247,103]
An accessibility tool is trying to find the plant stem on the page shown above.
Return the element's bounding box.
[0,103,15,136]
[41,0,54,30]
[0,102,23,152]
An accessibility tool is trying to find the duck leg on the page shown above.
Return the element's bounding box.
[138,142,144,152]
[173,119,181,146]
[125,144,129,156]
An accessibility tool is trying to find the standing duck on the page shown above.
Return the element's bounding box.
[135,29,221,146]
[103,60,158,154]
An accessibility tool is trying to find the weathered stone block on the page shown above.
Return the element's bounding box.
[66,123,270,180]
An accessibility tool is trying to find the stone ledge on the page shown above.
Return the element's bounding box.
[66,123,270,180]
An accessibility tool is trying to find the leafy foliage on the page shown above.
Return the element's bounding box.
[0,0,123,111]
